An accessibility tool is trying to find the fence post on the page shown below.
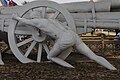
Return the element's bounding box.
[101,37,105,54]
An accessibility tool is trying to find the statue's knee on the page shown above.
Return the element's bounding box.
[47,55,51,60]
[47,54,54,60]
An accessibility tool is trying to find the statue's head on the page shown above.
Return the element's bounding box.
[30,10,41,19]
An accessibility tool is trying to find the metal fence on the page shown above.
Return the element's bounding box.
[0,36,120,56]
[82,37,120,56]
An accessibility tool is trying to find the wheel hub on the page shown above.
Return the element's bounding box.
[32,27,46,42]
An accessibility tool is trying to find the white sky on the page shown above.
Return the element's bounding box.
[14,0,91,5]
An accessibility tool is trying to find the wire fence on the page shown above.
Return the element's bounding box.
[0,36,120,56]
[82,36,120,56]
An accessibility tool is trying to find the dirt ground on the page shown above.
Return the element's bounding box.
[0,52,119,80]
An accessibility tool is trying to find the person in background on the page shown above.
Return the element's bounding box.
[0,0,17,7]
[8,0,17,6]
[91,30,94,36]
[0,0,8,6]
[11,0,17,6]
[8,0,12,7]
[114,32,120,49]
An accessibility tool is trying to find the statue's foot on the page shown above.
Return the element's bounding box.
[0,60,4,65]
[0,53,4,65]
[109,67,117,70]
[50,57,74,68]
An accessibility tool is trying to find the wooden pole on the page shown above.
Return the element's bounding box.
[75,21,119,29]
[49,1,111,12]
[57,12,120,20]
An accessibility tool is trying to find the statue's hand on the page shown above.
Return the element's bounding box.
[12,14,20,20]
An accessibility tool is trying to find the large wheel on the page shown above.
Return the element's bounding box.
[8,1,76,63]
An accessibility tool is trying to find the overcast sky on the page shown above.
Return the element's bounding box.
[14,0,91,5]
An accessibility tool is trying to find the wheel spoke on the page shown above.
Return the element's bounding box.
[50,11,60,19]
[42,7,46,18]
[37,43,42,62]
[17,37,33,47]
[24,41,37,57]
[43,43,49,54]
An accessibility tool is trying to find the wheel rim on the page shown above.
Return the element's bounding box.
[8,1,76,63]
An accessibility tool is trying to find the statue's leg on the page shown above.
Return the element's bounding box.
[0,52,4,65]
[75,36,117,70]
[47,41,74,68]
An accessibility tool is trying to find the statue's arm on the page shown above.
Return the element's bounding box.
[63,25,72,30]
[12,15,36,26]
[59,22,72,30]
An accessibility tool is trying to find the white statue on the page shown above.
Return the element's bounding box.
[12,11,117,70]
[0,52,4,65]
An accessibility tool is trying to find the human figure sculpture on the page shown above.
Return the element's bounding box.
[12,11,117,70]
[0,52,4,65]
